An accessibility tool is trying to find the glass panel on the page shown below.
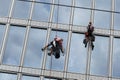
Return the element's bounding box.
[112,38,120,77]
[23,28,47,68]
[2,26,26,66]
[32,3,51,22]
[46,30,68,71]
[55,0,71,5]
[0,0,12,17]
[90,36,109,76]
[114,13,120,30]
[12,0,31,19]
[95,0,111,10]
[53,6,71,24]
[35,0,51,3]
[73,8,90,26]
[0,73,17,80]
[115,0,120,12]
[0,25,6,50]
[68,33,87,73]
[94,11,110,29]
[75,0,91,8]
[22,75,39,80]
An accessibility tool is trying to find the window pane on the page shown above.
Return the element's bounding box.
[90,36,109,76]
[55,0,71,5]
[73,8,90,26]
[53,6,71,24]
[12,0,31,19]
[114,13,120,30]
[22,75,39,80]
[0,73,17,80]
[23,28,47,68]
[115,0,120,12]
[2,26,26,66]
[0,0,12,17]
[68,33,87,73]
[0,25,6,50]
[35,0,51,3]
[46,30,68,71]
[112,38,120,77]
[32,3,51,22]
[75,0,91,8]
[94,11,110,29]
[95,0,111,10]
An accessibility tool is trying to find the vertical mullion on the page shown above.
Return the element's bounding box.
[86,0,95,80]
[108,0,115,80]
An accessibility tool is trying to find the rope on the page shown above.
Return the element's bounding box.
[55,0,59,38]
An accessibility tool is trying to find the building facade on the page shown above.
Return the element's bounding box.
[0,0,120,80]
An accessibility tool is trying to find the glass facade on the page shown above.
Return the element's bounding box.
[0,0,120,80]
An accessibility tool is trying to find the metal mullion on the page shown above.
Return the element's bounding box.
[40,0,55,79]
[86,0,95,80]
[108,0,115,80]
[17,1,35,80]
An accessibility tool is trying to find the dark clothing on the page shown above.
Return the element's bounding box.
[47,40,63,59]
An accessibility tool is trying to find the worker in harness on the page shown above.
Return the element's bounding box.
[41,37,64,59]
[83,22,95,50]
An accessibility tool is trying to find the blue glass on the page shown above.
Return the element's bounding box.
[55,0,71,5]
[52,6,71,24]
[35,0,51,3]
[2,26,26,66]
[46,30,68,71]
[12,0,31,19]
[75,0,91,8]
[68,33,87,73]
[115,0,120,12]
[32,3,51,22]
[73,8,90,26]
[0,73,17,80]
[0,0,12,17]
[23,28,47,68]
[90,36,109,76]
[0,25,5,50]
[112,38,120,77]
[114,13,120,30]
[94,11,110,29]
[22,75,39,80]
[95,0,111,10]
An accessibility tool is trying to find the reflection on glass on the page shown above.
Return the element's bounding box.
[12,1,31,19]
[68,33,87,73]
[0,73,17,80]
[23,28,47,68]
[73,8,90,26]
[53,6,70,24]
[22,75,39,80]
[115,0,120,12]
[0,25,5,50]
[32,3,50,22]
[112,38,120,77]
[2,26,26,66]
[75,0,91,8]
[46,30,68,71]
[55,0,71,5]
[0,0,12,17]
[95,0,111,10]
[114,13,120,30]
[94,11,110,29]
[90,36,109,76]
